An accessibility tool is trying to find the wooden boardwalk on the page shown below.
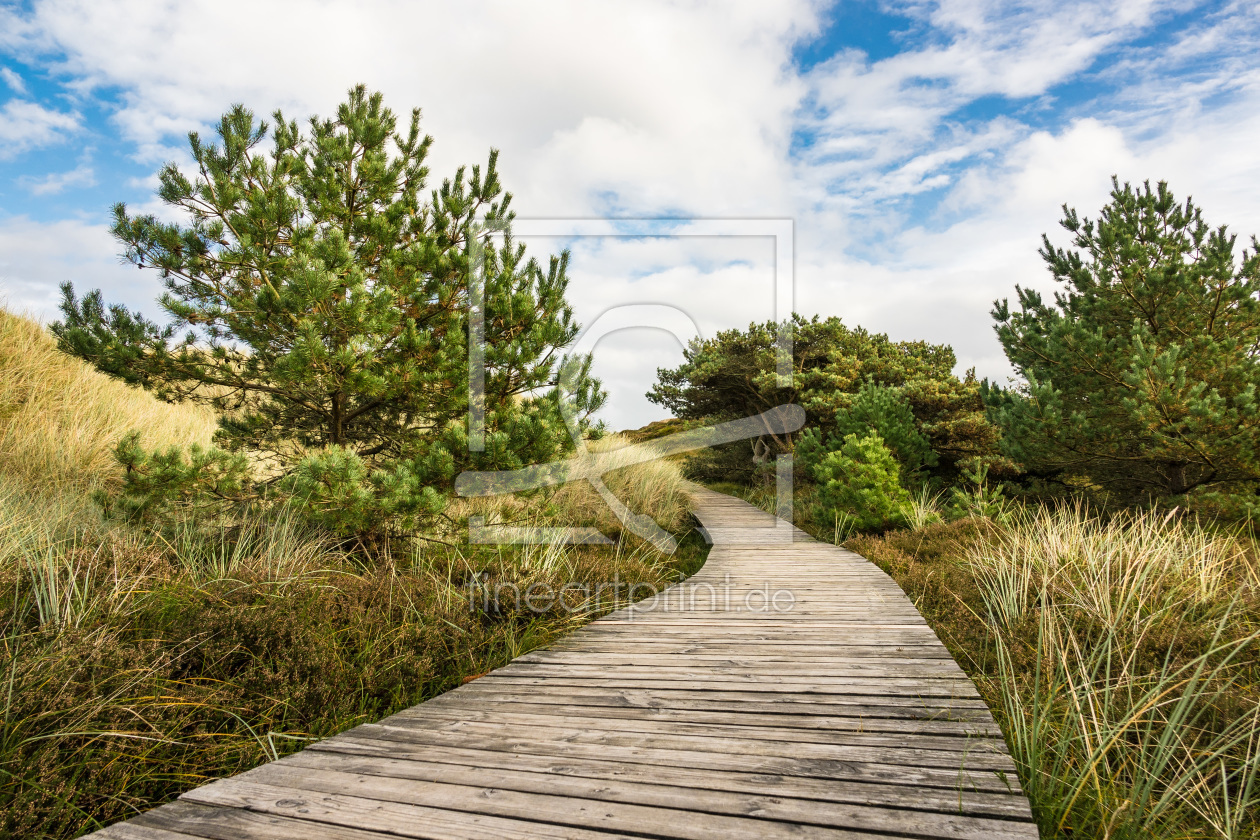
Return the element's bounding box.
[93,487,1038,839]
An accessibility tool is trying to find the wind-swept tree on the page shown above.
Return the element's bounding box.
[54,85,604,537]
[990,178,1260,505]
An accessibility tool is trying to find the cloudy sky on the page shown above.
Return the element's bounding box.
[2,0,1259,430]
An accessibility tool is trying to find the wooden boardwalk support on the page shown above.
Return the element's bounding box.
[91,487,1039,839]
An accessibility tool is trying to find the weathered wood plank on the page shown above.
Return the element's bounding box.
[305,739,1033,819]
[326,725,1022,793]
[391,703,1009,753]
[185,777,901,840]
[432,684,998,720]
[256,754,1037,840]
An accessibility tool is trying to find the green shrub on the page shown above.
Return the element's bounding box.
[946,463,1013,523]
[833,380,935,475]
[812,433,912,532]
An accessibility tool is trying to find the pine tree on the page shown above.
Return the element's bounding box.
[990,178,1260,505]
[797,380,936,480]
[54,86,604,537]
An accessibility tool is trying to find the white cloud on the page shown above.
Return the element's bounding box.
[0,215,163,322]
[0,98,79,158]
[0,67,26,94]
[796,0,1179,215]
[11,0,815,217]
[19,162,96,194]
[796,103,1260,389]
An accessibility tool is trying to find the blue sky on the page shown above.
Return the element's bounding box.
[2,0,1259,429]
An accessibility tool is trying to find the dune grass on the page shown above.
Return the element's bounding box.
[843,504,1260,839]
[0,311,704,839]
[0,309,218,495]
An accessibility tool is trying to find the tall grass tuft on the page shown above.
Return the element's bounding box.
[969,504,1260,837]
[155,508,340,583]
[548,433,690,535]
[901,485,946,530]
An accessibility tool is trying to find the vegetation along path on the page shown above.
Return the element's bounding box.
[90,486,1037,839]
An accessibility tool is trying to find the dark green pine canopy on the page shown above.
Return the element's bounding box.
[990,178,1260,503]
[53,85,605,537]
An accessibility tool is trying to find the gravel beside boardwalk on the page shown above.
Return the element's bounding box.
[90,486,1038,839]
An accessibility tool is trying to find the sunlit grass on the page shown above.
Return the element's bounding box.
[0,310,217,495]
[968,504,1260,837]
[841,502,1260,839]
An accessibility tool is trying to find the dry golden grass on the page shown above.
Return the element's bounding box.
[444,433,692,544]
[842,506,1260,839]
[557,433,690,533]
[0,309,217,494]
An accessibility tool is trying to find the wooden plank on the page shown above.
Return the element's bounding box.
[260,753,1038,840]
[306,738,1033,819]
[515,654,968,675]
[329,725,1021,793]
[546,649,957,660]
[392,703,1008,753]
[436,684,998,719]
[482,669,984,696]
[93,819,212,840]
[366,717,1020,772]
[185,776,896,840]
[131,800,395,840]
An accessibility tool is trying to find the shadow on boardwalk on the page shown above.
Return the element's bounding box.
[90,486,1039,840]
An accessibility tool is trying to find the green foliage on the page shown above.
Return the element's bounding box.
[812,433,912,532]
[834,380,935,473]
[649,314,950,437]
[797,380,936,480]
[651,314,1009,484]
[904,372,1014,482]
[991,178,1260,505]
[92,431,252,522]
[946,463,1012,523]
[282,446,445,540]
[51,86,604,540]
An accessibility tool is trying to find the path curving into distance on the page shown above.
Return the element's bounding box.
[92,486,1038,840]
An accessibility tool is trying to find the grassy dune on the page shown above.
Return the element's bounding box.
[0,310,218,494]
[0,310,703,839]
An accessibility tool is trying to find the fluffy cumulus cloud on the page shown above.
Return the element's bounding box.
[0,215,163,316]
[0,98,79,158]
[1,0,1259,429]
